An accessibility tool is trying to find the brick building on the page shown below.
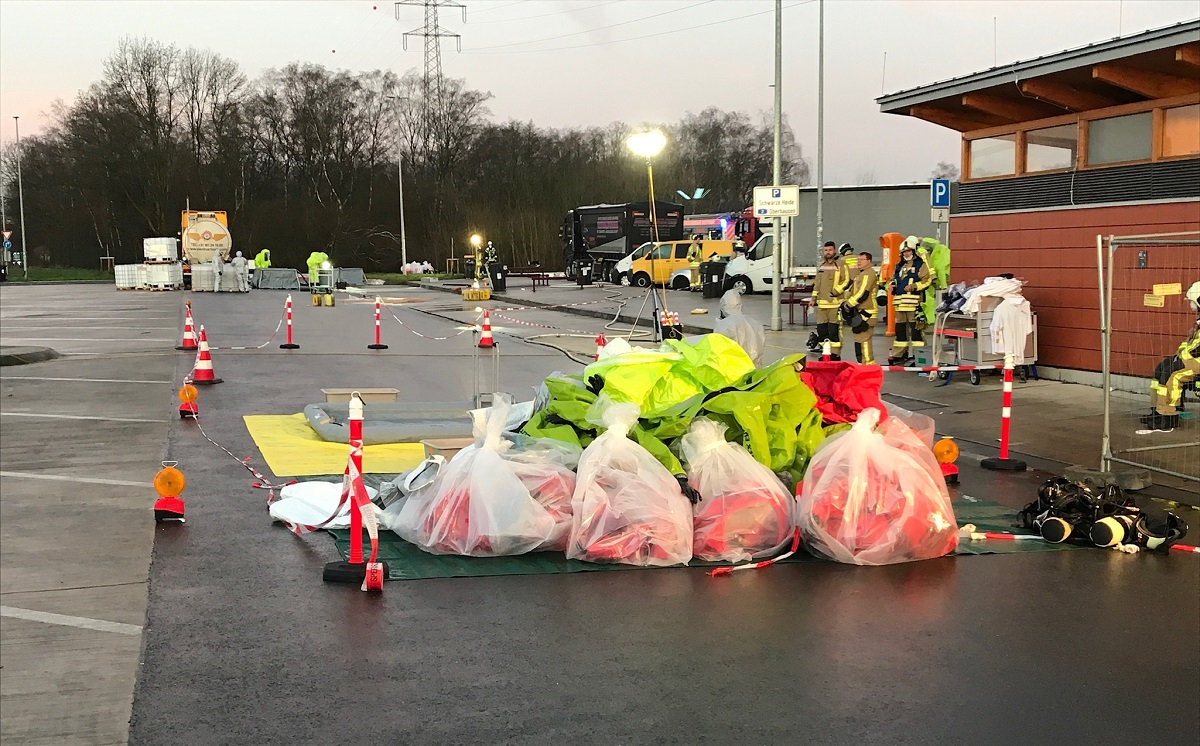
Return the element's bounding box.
[878,21,1199,375]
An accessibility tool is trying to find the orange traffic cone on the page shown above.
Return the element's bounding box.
[595,333,607,361]
[478,310,496,348]
[192,326,223,385]
[176,301,198,351]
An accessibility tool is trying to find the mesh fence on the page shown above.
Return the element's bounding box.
[1103,232,1200,486]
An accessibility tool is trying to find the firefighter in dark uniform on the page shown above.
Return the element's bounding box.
[888,237,932,364]
[809,241,845,358]
[842,251,879,365]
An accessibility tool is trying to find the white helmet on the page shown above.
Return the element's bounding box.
[1186,280,1200,309]
[236,251,243,258]
[902,235,921,252]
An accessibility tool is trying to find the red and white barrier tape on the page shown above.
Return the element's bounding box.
[189,414,296,491]
[209,301,287,350]
[880,363,1005,373]
[385,304,480,341]
[492,311,589,335]
[708,529,802,576]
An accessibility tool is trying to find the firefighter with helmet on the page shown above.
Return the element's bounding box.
[842,251,880,365]
[888,236,932,365]
[809,241,846,358]
[1143,281,1200,430]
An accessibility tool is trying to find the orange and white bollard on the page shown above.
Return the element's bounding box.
[367,296,389,350]
[821,340,832,362]
[478,310,496,348]
[322,394,388,590]
[191,326,223,385]
[279,294,300,349]
[982,353,1027,472]
[595,333,607,361]
[176,300,198,351]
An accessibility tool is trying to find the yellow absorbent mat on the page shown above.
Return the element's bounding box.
[243,414,425,477]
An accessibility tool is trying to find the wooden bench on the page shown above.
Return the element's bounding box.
[508,268,551,291]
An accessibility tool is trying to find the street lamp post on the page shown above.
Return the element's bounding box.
[14,116,28,279]
[387,96,409,268]
[627,130,668,339]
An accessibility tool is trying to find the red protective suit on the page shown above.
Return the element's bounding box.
[800,360,888,426]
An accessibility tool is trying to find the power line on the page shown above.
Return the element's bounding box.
[466,0,716,52]
[470,0,530,15]
[463,0,811,55]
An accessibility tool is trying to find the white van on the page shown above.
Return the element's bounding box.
[722,234,812,293]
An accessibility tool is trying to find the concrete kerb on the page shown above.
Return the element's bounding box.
[0,346,63,366]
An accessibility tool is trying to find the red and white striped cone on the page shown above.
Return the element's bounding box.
[191,326,223,385]
[279,294,300,349]
[367,296,389,350]
[594,333,607,361]
[982,353,1026,471]
[176,301,198,351]
[323,394,388,590]
[478,310,496,348]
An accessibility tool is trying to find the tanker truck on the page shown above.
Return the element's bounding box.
[181,210,232,289]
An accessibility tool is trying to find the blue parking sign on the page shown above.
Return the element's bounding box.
[931,179,950,208]
[772,188,781,198]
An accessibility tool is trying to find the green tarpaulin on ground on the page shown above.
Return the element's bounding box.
[327,496,1080,581]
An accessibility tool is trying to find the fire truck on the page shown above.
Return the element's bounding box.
[682,208,763,245]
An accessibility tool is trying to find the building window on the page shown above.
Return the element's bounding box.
[1026,124,1078,172]
[1087,112,1152,165]
[969,135,1016,178]
[1161,104,1200,158]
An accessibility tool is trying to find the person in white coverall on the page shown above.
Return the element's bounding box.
[232,251,250,293]
[210,253,223,293]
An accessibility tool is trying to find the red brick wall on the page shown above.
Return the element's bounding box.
[949,202,1200,373]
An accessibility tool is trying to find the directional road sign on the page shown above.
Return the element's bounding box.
[752,185,801,217]
[2,240,11,250]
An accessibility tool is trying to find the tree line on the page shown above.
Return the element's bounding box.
[2,37,807,272]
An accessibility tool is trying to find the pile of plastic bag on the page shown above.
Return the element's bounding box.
[796,408,958,565]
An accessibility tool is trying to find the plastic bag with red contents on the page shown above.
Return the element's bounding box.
[680,417,794,563]
[504,435,580,552]
[567,401,693,566]
[796,408,958,565]
[390,395,558,556]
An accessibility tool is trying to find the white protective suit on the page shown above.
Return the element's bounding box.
[961,277,1033,363]
[231,251,250,293]
[210,254,223,293]
[713,288,765,366]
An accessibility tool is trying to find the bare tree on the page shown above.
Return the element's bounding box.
[930,161,960,181]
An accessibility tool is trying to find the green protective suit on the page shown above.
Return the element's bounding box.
[918,238,951,325]
[306,252,329,284]
[521,336,825,481]
[254,249,272,269]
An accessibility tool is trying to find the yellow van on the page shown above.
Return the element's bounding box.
[627,239,735,289]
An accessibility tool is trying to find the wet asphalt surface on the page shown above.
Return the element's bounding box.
[127,287,1199,746]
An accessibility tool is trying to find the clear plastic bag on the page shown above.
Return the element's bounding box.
[796,408,958,565]
[505,435,580,552]
[680,418,794,563]
[389,395,559,556]
[567,402,694,566]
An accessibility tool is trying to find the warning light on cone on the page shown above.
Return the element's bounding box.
[933,437,959,464]
[178,382,199,419]
[153,461,187,523]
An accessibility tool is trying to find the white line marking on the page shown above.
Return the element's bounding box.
[1,326,175,330]
[0,376,171,384]
[0,605,142,636]
[0,337,174,342]
[0,471,148,487]
[0,412,166,423]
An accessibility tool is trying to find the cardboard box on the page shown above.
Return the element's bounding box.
[421,437,475,461]
[320,387,400,403]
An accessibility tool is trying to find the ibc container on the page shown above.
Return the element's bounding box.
[146,262,183,287]
[143,237,179,261]
[115,264,139,289]
[135,264,150,289]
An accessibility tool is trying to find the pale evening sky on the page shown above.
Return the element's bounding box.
[1,0,1197,184]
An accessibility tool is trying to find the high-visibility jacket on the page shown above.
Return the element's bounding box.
[835,254,858,294]
[844,266,879,315]
[687,243,702,266]
[307,252,328,284]
[814,258,845,308]
[1179,322,1200,362]
[891,258,931,313]
[254,250,271,269]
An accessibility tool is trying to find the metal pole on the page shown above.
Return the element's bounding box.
[815,0,825,259]
[14,116,28,279]
[770,0,783,332]
[389,96,409,267]
[1099,235,1114,473]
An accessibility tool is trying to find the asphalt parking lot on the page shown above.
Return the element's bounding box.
[2,283,1197,746]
